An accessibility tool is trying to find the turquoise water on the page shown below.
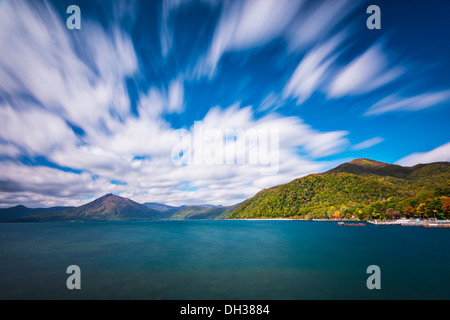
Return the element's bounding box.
[0,220,449,300]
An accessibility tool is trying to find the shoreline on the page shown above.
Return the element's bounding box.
[3,218,450,227]
[227,218,450,227]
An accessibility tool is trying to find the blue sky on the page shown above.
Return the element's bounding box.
[0,0,449,207]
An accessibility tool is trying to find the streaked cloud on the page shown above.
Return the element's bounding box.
[168,77,185,113]
[257,92,284,112]
[0,160,99,205]
[286,0,357,51]
[328,42,404,98]
[203,0,303,76]
[0,101,78,157]
[351,137,384,150]
[396,142,450,166]
[0,0,137,132]
[365,90,450,115]
[283,32,345,104]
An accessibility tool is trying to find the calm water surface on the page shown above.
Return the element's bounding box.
[0,220,449,299]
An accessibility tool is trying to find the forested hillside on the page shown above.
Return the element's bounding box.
[229,159,450,220]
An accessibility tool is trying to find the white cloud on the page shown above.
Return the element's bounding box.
[396,142,450,166]
[351,137,384,150]
[190,0,358,82]
[160,0,187,57]
[0,102,78,156]
[283,33,345,104]
[134,79,185,118]
[303,131,349,158]
[0,161,99,200]
[287,0,357,51]
[328,42,404,98]
[0,141,20,158]
[365,90,450,115]
[0,191,92,209]
[168,77,185,113]
[0,0,137,132]
[257,92,284,112]
[137,87,166,119]
[218,0,302,49]
[204,0,303,76]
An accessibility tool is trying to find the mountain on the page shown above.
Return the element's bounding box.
[3,194,235,222]
[0,205,74,221]
[143,202,178,212]
[228,159,450,220]
[7,194,162,222]
[143,202,236,220]
[163,205,238,220]
[325,158,413,178]
[142,200,239,219]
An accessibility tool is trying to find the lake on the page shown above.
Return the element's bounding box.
[0,220,449,299]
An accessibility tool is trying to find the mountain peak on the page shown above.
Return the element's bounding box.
[101,193,115,198]
[324,158,411,179]
[94,193,135,207]
[348,158,389,167]
[97,193,127,202]
[8,193,162,222]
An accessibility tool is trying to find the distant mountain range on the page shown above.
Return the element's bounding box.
[142,202,177,212]
[2,194,162,222]
[2,159,449,222]
[1,194,236,222]
[0,205,75,221]
[159,204,238,220]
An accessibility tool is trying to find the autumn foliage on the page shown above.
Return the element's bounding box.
[229,160,450,220]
